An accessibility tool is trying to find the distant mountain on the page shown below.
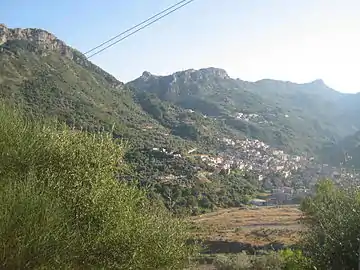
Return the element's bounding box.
[128,68,360,159]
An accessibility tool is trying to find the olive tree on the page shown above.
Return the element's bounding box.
[300,179,360,269]
[0,105,199,269]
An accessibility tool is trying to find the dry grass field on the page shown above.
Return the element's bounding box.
[190,205,303,246]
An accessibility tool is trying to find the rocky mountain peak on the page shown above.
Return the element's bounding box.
[141,71,153,79]
[0,25,73,58]
[171,67,230,83]
[306,79,335,92]
[310,79,326,86]
[199,67,230,79]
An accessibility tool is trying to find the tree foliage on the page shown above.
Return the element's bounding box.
[0,105,198,269]
[300,179,360,269]
[124,148,257,214]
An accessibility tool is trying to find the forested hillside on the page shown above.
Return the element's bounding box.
[0,25,257,213]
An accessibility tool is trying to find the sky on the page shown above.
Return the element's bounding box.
[1,0,360,93]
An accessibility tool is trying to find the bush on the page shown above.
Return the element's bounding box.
[0,105,199,269]
[208,249,311,270]
[300,179,360,269]
[213,252,253,270]
[278,249,312,270]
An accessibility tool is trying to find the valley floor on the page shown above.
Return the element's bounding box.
[189,205,303,269]
[191,205,302,250]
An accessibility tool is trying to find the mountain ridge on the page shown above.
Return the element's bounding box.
[133,68,348,94]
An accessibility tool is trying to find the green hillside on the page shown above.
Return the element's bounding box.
[0,31,172,147]
[0,26,257,212]
[1,25,360,215]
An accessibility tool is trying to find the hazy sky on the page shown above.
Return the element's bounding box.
[2,0,360,93]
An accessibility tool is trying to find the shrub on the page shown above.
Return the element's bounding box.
[278,249,312,270]
[208,250,311,270]
[211,252,284,270]
[300,179,360,269]
[212,252,252,270]
[0,105,199,269]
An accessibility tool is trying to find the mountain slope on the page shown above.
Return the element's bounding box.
[0,25,196,150]
[319,131,360,169]
[128,68,360,157]
[0,25,259,213]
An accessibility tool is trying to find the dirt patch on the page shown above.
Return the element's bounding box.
[190,205,303,246]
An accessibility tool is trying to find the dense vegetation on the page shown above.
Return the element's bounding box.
[300,179,360,269]
[124,148,257,215]
[0,105,199,269]
[0,31,260,213]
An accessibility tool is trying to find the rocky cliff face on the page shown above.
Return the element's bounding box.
[0,23,73,58]
[172,67,230,82]
[139,68,230,84]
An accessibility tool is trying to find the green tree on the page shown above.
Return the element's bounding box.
[300,179,360,269]
[0,105,199,269]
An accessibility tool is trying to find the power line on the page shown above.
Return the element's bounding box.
[86,0,196,59]
[84,0,190,56]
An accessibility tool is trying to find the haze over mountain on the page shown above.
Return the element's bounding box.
[129,68,360,157]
